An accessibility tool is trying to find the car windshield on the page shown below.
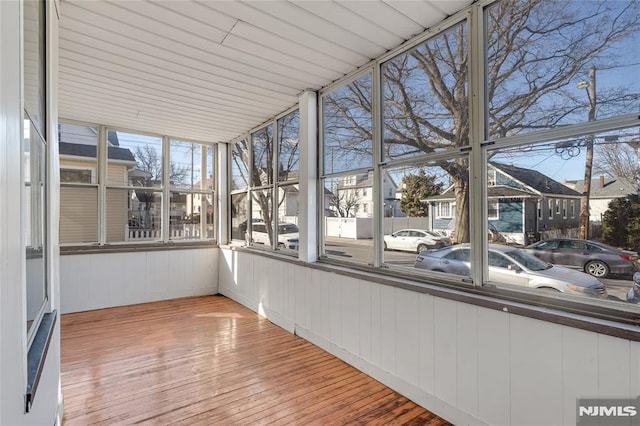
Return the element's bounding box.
[278,224,298,234]
[504,249,550,271]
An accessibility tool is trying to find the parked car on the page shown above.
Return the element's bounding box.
[252,222,299,250]
[414,244,607,299]
[523,238,639,278]
[384,229,452,253]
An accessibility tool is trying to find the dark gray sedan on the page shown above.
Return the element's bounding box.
[414,244,607,298]
[523,238,639,278]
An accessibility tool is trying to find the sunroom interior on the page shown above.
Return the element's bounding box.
[3,0,640,425]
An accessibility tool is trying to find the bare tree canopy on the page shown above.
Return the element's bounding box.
[134,144,190,185]
[323,0,639,242]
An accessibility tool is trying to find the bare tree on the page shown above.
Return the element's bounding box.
[595,138,640,184]
[324,0,639,243]
[132,144,190,228]
[328,191,361,218]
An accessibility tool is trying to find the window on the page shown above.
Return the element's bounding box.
[321,72,374,264]
[24,0,47,344]
[487,200,499,219]
[230,108,300,255]
[437,202,452,218]
[59,122,217,245]
[169,140,215,241]
[488,169,496,186]
[60,168,91,183]
[306,0,640,325]
[58,123,99,244]
[537,200,542,220]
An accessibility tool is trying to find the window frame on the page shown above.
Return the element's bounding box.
[58,120,218,247]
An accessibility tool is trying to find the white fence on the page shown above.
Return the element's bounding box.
[325,217,432,239]
[128,225,211,241]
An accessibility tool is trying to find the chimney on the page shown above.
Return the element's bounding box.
[600,175,605,188]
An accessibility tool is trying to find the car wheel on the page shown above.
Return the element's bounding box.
[416,244,428,253]
[585,260,609,278]
[383,242,388,251]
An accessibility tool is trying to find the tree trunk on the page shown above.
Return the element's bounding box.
[453,172,470,243]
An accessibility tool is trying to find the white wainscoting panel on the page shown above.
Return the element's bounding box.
[477,307,511,426]
[61,248,218,313]
[218,248,640,426]
[510,315,563,426]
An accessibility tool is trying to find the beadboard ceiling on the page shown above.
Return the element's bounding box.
[58,0,472,143]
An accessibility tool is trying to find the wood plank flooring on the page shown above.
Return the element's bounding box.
[61,295,451,425]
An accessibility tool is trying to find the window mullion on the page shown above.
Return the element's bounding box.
[98,125,107,245]
[162,136,170,242]
[373,62,383,268]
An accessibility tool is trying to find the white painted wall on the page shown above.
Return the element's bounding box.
[219,248,640,426]
[60,248,219,313]
[1,0,62,424]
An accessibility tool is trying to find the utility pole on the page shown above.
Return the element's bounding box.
[578,66,596,240]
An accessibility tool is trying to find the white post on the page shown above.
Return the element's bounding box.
[298,90,318,262]
[217,142,229,244]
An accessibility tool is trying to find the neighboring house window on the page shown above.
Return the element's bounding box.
[570,200,576,218]
[555,199,560,215]
[487,199,499,219]
[437,201,452,218]
[537,200,542,220]
[60,168,92,183]
[363,188,367,196]
[363,204,368,214]
[548,199,553,219]
[488,169,496,186]
[562,200,567,219]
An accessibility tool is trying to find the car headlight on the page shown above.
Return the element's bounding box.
[567,284,592,293]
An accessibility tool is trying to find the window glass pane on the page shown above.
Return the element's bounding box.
[382,21,468,161]
[24,119,46,335]
[277,184,300,252]
[486,0,640,138]
[58,123,98,182]
[169,192,214,241]
[322,176,373,265]
[231,193,248,241]
[277,110,300,182]
[231,139,250,191]
[488,126,640,302]
[107,130,161,186]
[382,162,468,278]
[106,188,162,242]
[322,72,373,174]
[169,140,214,190]
[60,186,98,244]
[250,189,273,247]
[252,126,273,187]
[23,0,45,134]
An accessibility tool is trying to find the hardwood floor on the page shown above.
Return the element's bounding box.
[61,295,451,425]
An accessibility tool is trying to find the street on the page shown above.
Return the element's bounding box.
[324,237,634,301]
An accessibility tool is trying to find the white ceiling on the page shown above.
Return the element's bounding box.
[58,0,473,143]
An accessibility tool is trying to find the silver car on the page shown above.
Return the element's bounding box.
[414,244,607,299]
[523,238,639,278]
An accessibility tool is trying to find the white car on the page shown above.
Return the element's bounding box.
[252,222,299,250]
[384,229,452,253]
